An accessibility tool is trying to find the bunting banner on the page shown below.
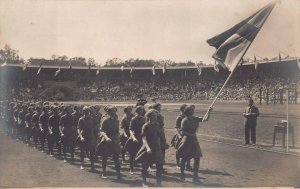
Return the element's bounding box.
[130,67,133,78]
[37,64,42,75]
[54,67,61,77]
[22,63,28,71]
[279,52,282,62]
[152,65,156,75]
[162,63,166,74]
[197,65,202,76]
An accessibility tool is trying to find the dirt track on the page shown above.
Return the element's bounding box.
[0,129,299,188]
[1,101,300,187]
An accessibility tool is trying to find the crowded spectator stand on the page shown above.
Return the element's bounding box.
[0,57,299,103]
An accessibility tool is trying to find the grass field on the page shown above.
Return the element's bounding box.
[63,100,300,148]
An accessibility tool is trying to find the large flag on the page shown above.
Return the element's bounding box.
[37,64,42,75]
[207,1,276,72]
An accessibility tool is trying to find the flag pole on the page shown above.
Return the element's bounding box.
[203,51,249,120]
[286,88,289,152]
[203,1,276,119]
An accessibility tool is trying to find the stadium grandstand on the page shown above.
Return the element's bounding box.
[0,57,299,103]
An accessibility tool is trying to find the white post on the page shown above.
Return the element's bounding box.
[286,89,289,152]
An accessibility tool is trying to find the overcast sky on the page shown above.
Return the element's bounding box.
[0,0,299,65]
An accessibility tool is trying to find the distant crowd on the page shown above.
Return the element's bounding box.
[3,72,298,104]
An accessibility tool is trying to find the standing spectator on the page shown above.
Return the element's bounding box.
[243,98,259,145]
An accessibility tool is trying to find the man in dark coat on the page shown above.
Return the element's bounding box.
[243,98,259,145]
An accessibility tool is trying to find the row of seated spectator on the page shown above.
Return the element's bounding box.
[1,67,299,102]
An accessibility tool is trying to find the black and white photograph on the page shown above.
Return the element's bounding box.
[0,0,299,188]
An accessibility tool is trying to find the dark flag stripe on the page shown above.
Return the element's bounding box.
[207,1,276,72]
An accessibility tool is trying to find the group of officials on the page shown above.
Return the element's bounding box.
[0,99,213,187]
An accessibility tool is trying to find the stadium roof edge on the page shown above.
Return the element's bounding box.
[1,57,299,70]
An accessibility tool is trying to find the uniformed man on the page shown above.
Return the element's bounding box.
[125,105,145,174]
[18,105,27,141]
[24,107,34,144]
[135,109,163,187]
[48,106,61,156]
[39,106,50,152]
[243,98,259,145]
[151,103,169,164]
[13,104,21,138]
[31,106,41,148]
[177,105,212,183]
[78,106,97,171]
[98,106,121,179]
[60,106,76,163]
[120,106,134,162]
[171,104,191,169]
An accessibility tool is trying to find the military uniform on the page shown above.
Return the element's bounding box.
[135,121,163,186]
[31,110,40,147]
[48,113,61,156]
[177,115,203,181]
[24,111,33,143]
[97,114,121,178]
[78,114,97,169]
[120,113,134,160]
[18,109,26,140]
[60,113,75,162]
[243,105,259,144]
[39,111,49,151]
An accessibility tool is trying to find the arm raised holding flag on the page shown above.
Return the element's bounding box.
[204,1,276,117]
